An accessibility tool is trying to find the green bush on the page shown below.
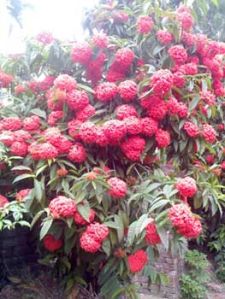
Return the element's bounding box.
[180,250,209,299]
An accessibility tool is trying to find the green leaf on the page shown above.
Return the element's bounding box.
[34,179,43,201]
[77,203,90,222]
[189,95,200,111]
[30,210,45,228]
[13,173,35,183]
[11,165,32,171]
[77,83,95,94]
[40,218,53,240]
[102,239,111,256]
[30,108,46,119]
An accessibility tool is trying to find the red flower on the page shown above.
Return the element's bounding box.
[86,222,109,242]
[54,74,77,92]
[176,177,197,198]
[115,104,138,120]
[49,196,76,219]
[95,128,109,147]
[106,69,126,83]
[48,111,64,126]
[67,90,89,111]
[2,117,22,131]
[147,98,168,121]
[118,80,137,102]
[74,208,96,225]
[107,177,127,199]
[103,120,127,145]
[80,233,101,253]
[0,72,13,88]
[76,104,96,122]
[92,32,108,48]
[145,222,161,245]
[202,124,217,143]
[95,82,118,102]
[155,129,171,148]
[183,121,199,137]
[0,131,15,146]
[150,69,173,96]
[141,117,158,137]
[43,234,63,252]
[23,115,40,131]
[121,135,146,161]
[137,16,154,34]
[200,91,216,106]
[114,48,135,70]
[28,142,58,160]
[14,130,32,142]
[68,143,87,163]
[168,45,188,65]
[10,141,28,157]
[124,117,142,135]
[156,30,173,45]
[168,203,202,239]
[36,32,54,44]
[177,12,194,31]
[48,135,72,154]
[173,72,185,88]
[15,84,26,95]
[79,122,97,144]
[128,250,148,273]
[179,63,198,75]
[71,42,93,65]
[0,195,9,208]
[68,119,82,139]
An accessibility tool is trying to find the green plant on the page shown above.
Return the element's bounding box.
[0,201,30,230]
[180,250,209,299]
[208,226,225,282]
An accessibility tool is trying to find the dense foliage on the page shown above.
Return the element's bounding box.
[1,0,225,297]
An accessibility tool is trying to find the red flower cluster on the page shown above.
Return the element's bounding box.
[156,30,173,45]
[175,177,197,199]
[128,250,148,273]
[168,204,202,239]
[121,135,146,161]
[80,222,109,253]
[168,45,188,65]
[43,234,63,252]
[145,222,161,245]
[137,16,154,34]
[0,195,9,208]
[107,177,128,199]
[49,196,76,219]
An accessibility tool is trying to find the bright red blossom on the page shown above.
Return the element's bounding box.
[137,16,154,34]
[150,69,174,96]
[71,42,93,65]
[128,250,148,273]
[28,142,58,160]
[145,222,161,245]
[49,196,76,219]
[107,177,128,199]
[168,45,188,65]
[10,141,28,157]
[115,105,138,120]
[43,234,63,252]
[0,195,9,208]
[155,129,171,148]
[121,135,146,161]
[68,143,87,163]
[202,124,217,143]
[183,121,199,137]
[156,30,173,45]
[118,80,137,102]
[176,177,197,198]
[54,74,77,92]
[95,82,118,102]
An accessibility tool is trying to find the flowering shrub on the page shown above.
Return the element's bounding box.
[1,0,225,297]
